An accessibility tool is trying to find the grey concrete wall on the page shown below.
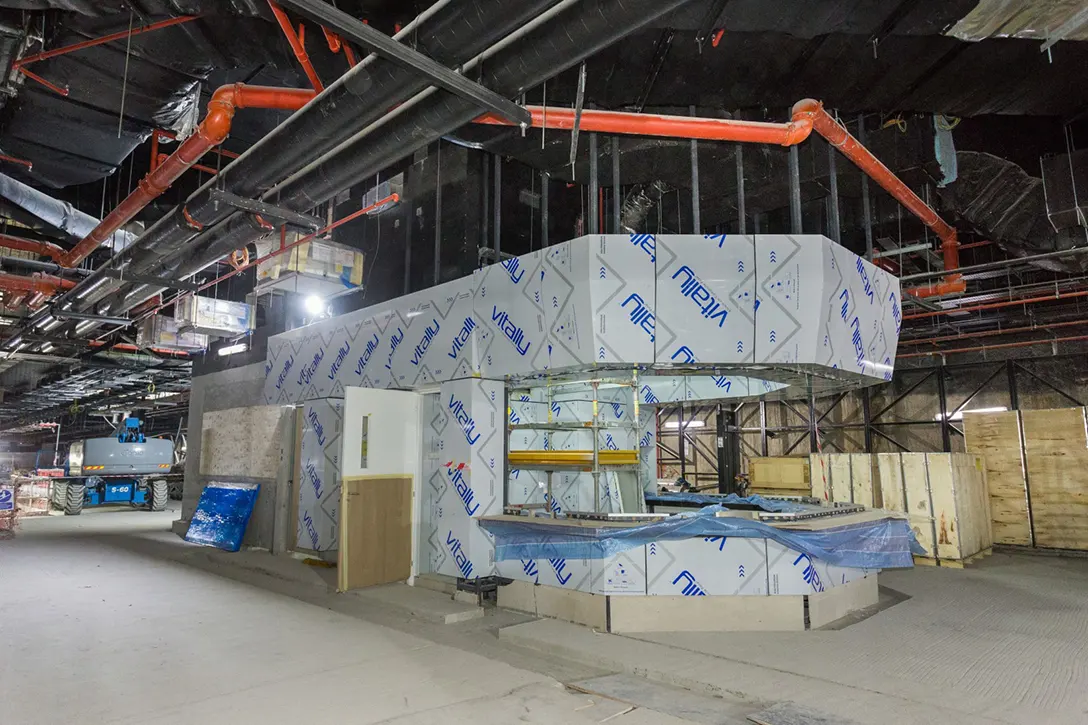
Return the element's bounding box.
[177,362,268,527]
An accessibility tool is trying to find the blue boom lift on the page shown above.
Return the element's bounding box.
[52,417,174,515]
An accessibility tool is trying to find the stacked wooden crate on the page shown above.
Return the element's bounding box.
[810,454,876,507]
[876,453,992,567]
[965,407,1088,551]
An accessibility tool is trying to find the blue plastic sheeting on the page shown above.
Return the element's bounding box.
[480,509,925,570]
[185,482,260,552]
[646,492,807,512]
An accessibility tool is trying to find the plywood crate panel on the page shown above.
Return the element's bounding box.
[876,452,991,563]
[749,457,810,497]
[1021,408,1088,550]
[809,454,876,507]
[963,411,1032,546]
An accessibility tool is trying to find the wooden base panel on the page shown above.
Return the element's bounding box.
[913,547,992,569]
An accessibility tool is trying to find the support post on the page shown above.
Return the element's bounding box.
[1007,358,1019,410]
[759,400,768,456]
[612,136,621,232]
[588,133,599,234]
[678,405,686,481]
[690,106,701,234]
[789,145,803,234]
[541,171,550,247]
[736,144,746,234]
[828,140,841,243]
[937,366,952,452]
[861,388,873,453]
[493,153,502,257]
[433,141,442,285]
[858,114,874,261]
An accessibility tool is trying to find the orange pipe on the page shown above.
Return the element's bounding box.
[898,334,1088,359]
[0,271,76,295]
[900,318,1088,347]
[0,233,65,260]
[792,100,963,297]
[58,83,316,268]
[903,289,1088,321]
[17,66,68,96]
[474,105,815,145]
[268,1,325,92]
[477,101,963,299]
[0,153,33,170]
[14,15,199,67]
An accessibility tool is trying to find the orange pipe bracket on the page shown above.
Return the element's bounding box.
[58,83,316,268]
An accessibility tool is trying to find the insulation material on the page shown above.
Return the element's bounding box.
[297,398,343,553]
[498,548,647,595]
[422,378,503,579]
[947,0,1088,42]
[476,252,549,377]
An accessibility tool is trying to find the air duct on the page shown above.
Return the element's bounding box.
[0,173,137,251]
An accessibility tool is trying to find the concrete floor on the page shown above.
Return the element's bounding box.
[5,510,1088,724]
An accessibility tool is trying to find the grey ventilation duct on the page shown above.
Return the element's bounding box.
[0,173,138,252]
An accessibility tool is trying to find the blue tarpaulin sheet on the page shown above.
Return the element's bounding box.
[480,507,925,570]
[646,492,807,512]
[185,482,260,552]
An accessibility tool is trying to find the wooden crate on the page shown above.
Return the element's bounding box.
[810,454,877,507]
[748,456,810,497]
[876,452,992,565]
[962,411,1032,546]
[1021,408,1088,550]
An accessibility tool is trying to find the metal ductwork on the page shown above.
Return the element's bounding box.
[0,173,138,252]
[163,0,695,282]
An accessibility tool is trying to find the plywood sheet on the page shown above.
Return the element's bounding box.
[876,453,907,513]
[951,453,992,559]
[1022,408,1088,550]
[749,457,811,490]
[900,453,935,558]
[850,453,874,508]
[200,405,290,479]
[925,454,962,560]
[963,411,1031,546]
[828,454,853,503]
[338,475,413,591]
[809,454,830,502]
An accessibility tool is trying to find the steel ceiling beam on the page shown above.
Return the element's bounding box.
[277,0,530,127]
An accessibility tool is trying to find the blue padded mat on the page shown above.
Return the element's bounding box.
[185,482,260,552]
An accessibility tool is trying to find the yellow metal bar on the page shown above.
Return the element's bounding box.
[507,449,639,467]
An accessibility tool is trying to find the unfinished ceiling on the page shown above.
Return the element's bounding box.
[0,0,1083,442]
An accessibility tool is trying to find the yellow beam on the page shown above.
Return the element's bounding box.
[508,449,639,467]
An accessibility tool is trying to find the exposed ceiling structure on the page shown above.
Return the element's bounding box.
[0,0,1084,446]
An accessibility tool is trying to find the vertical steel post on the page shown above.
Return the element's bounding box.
[612,136,621,233]
[759,400,768,456]
[788,145,803,234]
[433,141,442,285]
[403,203,412,294]
[937,366,952,452]
[1007,359,1019,410]
[678,404,686,480]
[736,144,746,234]
[588,133,599,234]
[808,392,818,453]
[858,114,874,261]
[541,170,550,247]
[828,140,841,243]
[862,388,873,452]
[493,153,502,257]
[690,106,701,234]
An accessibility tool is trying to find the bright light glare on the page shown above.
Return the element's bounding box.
[664,420,706,429]
[217,343,248,357]
[304,295,326,316]
[934,406,1007,422]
